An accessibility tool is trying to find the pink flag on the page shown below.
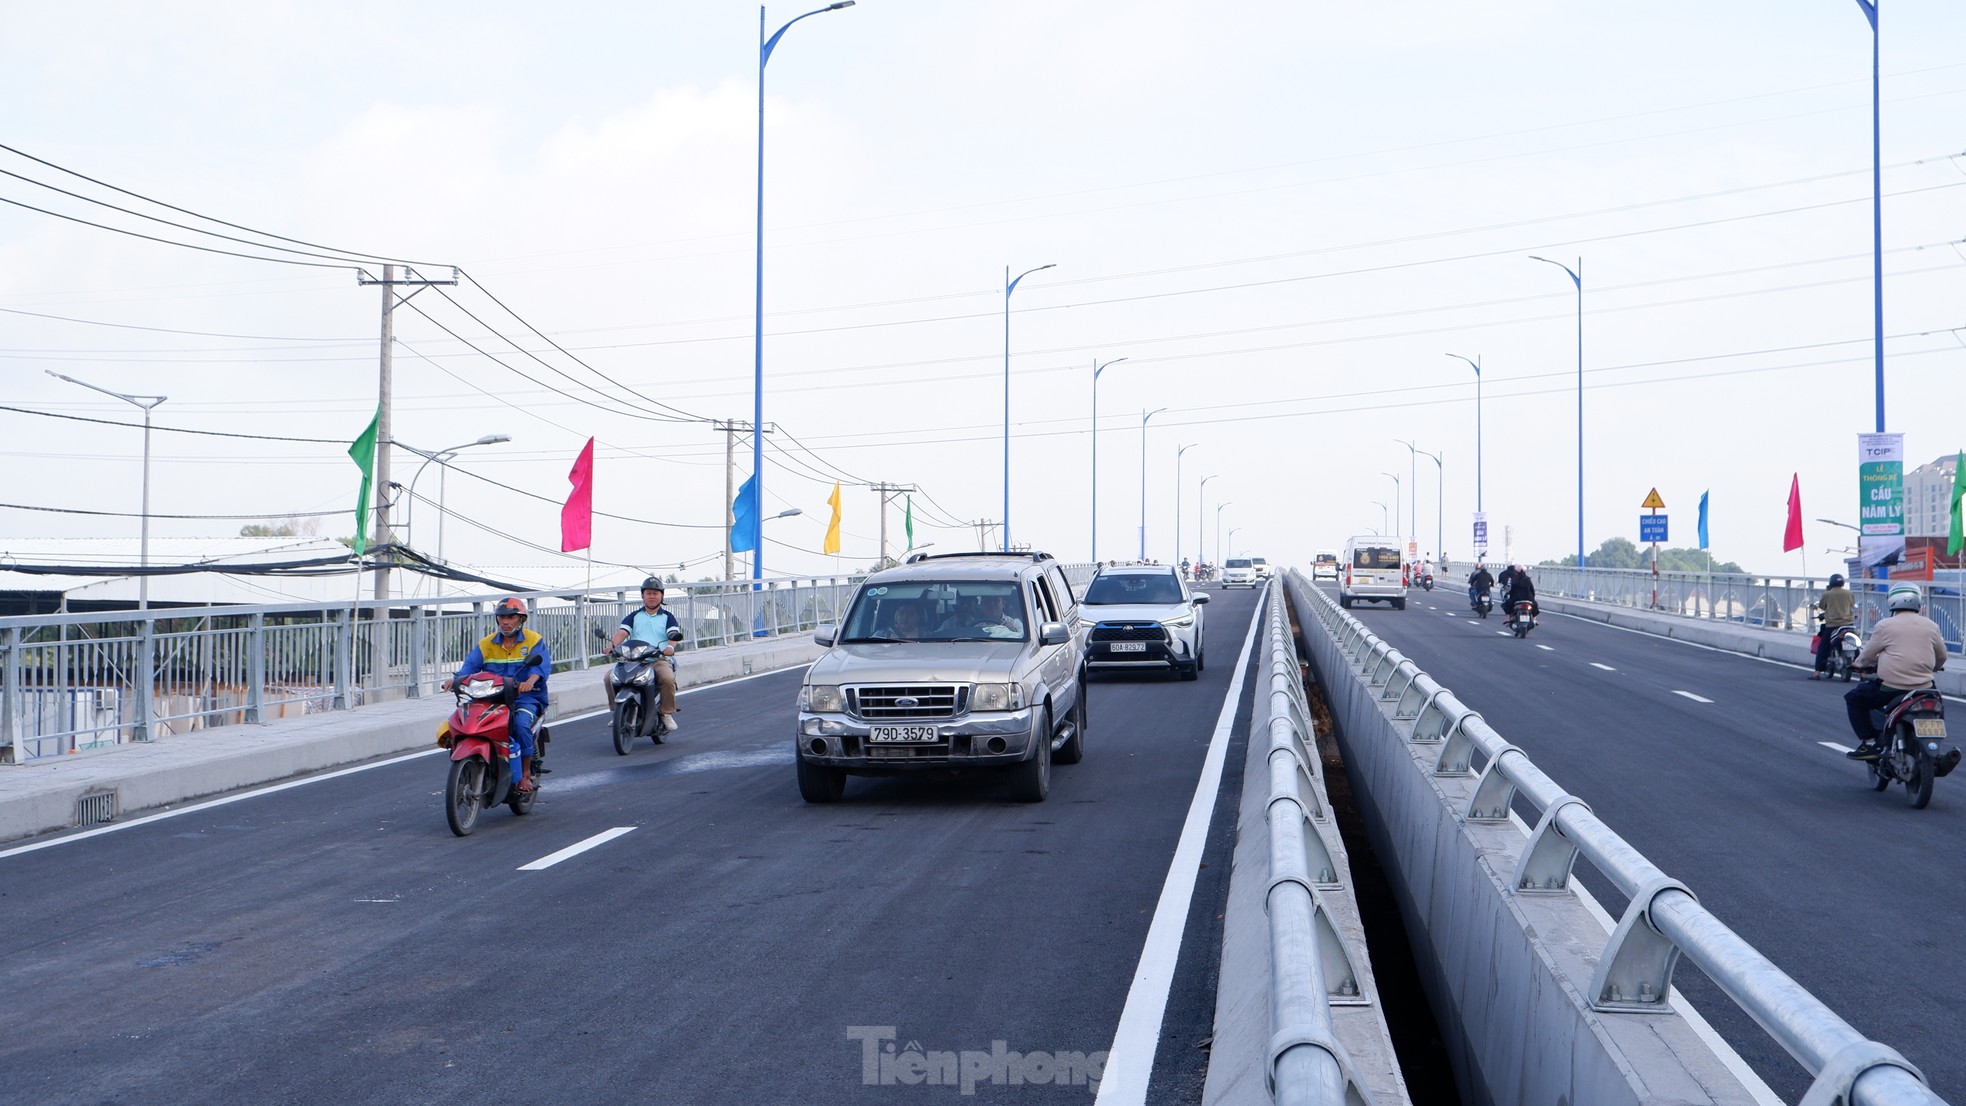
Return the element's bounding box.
[561,437,594,553]
[1782,473,1803,553]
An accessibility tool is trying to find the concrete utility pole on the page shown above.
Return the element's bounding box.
[971,520,1000,552]
[713,419,773,581]
[869,483,917,565]
[356,263,457,601]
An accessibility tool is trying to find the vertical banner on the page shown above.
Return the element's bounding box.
[1472,511,1488,559]
[1857,432,1905,573]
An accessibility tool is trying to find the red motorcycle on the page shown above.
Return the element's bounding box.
[438,657,551,836]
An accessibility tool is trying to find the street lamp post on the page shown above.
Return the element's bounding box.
[1089,356,1130,561]
[754,0,855,583]
[1446,352,1483,524]
[399,434,511,565]
[1004,261,1056,550]
[1395,439,1419,540]
[1374,501,1389,536]
[1174,443,1197,572]
[1196,475,1219,569]
[1854,0,1884,431]
[1415,446,1443,563]
[1215,501,1233,565]
[47,371,166,610]
[1380,472,1400,541]
[1138,407,1167,561]
[1227,527,1243,560]
[1530,255,1585,568]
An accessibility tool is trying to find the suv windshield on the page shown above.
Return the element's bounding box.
[1084,573,1184,605]
[840,580,1030,643]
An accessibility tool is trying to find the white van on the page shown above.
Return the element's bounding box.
[1340,536,1406,610]
[1311,550,1339,580]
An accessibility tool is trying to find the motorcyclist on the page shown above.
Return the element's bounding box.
[1811,573,1856,680]
[607,576,682,734]
[1844,584,1947,760]
[444,597,550,792]
[1468,562,1495,610]
[1504,566,1538,625]
[1496,563,1520,598]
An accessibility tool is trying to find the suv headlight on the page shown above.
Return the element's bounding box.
[799,684,845,712]
[972,683,1026,711]
[1162,612,1196,628]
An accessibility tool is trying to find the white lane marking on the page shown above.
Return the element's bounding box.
[1504,811,1784,1106]
[0,660,813,861]
[1590,662,1616,671]
[519,826,636,871]
[1095,588,1266,1106]
[1673,690,1715,704]
[1535,644,1553,652]
[1818,741,1854,753]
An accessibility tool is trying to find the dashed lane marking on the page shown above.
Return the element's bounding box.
[1535,644,1553,651]
[1673,690,1715,703]
[519,826,636,871]
[1590,662,1615,671]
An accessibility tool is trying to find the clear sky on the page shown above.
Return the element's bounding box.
[2,1,1961,592]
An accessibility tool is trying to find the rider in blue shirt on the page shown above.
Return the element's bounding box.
[607,577,682,733]
[445,597,550,791]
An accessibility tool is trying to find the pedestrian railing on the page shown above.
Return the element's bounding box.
[0,576,859,762]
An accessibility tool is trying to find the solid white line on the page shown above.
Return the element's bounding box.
[1591,662,1616,671]
[1673,690,1715,704]
[0,659,813,861]
[1094,587,1266,1106]
[518,826,636,871]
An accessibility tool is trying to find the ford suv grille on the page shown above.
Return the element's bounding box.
[849,685,966,720]
[1090,623,1168,643]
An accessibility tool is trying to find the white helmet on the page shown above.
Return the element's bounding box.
[1886,584,1924,612]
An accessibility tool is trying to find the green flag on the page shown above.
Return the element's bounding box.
[1949,450,1965,556]
[905,496,914,551]
[349,407,381,556]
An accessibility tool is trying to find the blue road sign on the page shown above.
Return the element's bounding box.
[1640,515,1669,543]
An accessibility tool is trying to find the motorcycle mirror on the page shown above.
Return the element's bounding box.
[667,628,685,642]
[524,653,546,667]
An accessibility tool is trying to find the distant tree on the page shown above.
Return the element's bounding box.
[1543,538,1741,574]
[238,516,321,538]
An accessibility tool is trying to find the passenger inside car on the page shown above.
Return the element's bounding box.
[874,600,925,640]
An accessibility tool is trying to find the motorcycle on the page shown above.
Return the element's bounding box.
[608,626,684,756]
[438,653,551,836]
[1419,571,1435,592]
[1814,616,1862,682]
[1859,683,1959,809]
[1507,600,1538,639]
[1470,588,1493,619]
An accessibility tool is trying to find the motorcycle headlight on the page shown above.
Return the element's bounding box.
[799,684,845,712]
[972,683,1026,711]
[626,667,655,686]
[461,678,502,700]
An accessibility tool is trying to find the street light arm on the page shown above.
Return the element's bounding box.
[1444,353,1480,377]
[763,2,855,67]
[1093,355,1129,380]
[1008,262,1056,296]
[1528,254,1582,288]
[45,369,165,409]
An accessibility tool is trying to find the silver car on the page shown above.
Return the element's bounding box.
[794,552,1087,804]
[1078,565,1209,680]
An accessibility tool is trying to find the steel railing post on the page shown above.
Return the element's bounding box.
[409,606,426,697]
[136,617,156,742]
[573,592,589,670]
[247,613,265,723]
[332,608,351,710]
[1,626,19,762]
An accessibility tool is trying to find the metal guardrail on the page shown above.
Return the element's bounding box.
[1294,570,1947,1106]
[1259,583,1376,1106]
[1476,563,1966,654]
[0,576,860,762]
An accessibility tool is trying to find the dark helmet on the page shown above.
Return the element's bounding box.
[494,597,529,619]
[1828,573,1845,588]
[640,576,666,593]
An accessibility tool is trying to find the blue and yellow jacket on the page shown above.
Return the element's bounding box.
[453,627,551,704]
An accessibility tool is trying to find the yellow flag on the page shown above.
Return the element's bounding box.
[823,483,843,554]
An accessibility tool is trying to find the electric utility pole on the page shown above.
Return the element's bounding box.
[356,263,457,602]
[869,482,916,565]
[714,419,774,581]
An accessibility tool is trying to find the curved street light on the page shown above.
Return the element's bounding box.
[1089,355,1130,561]
[1139,407,1168,561]
[1373,501,1389,536]
[1173,443,1197,572]
[753,0,856,582]
[1003,261,1056,550]
[1446,352,1482,522]
[1380,472,1401,541]
[399,434,512,564]
[1227,526,1243,560]
[1530,254,1585,569]
[47,370,167,610]
[1214,501,1234,565]
[1196,475,1219,568]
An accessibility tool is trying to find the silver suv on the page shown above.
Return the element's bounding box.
[795,552,1087,803]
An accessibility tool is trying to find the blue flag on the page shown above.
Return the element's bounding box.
[1697,490,1710,550]
[731,475,760,554]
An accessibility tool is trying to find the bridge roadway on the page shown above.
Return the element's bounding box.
[1326,582,1965,1105]
[0,588,1269,1106]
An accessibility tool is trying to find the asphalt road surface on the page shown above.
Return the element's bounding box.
[1326,583,1965,1104]
[0,588,1268,1106]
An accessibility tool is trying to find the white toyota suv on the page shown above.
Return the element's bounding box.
[1078,564,1209,681]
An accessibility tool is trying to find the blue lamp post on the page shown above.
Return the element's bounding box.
[1138,407,1167,561]
[1854,0,1884,431]
[1380,472,1400,542]
[1089,355,1130,561]
[1214,501,1233,564]
[1530,255,1584,569]
[753,0,854,582]
[1174,443,1197,571]
[1003,261,1056,551]
[1196,475,1218,568]
[1445,353,1482,516]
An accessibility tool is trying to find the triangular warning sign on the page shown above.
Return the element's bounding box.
[1641,488,1666,509]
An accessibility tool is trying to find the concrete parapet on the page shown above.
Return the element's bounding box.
[0,634,822,845]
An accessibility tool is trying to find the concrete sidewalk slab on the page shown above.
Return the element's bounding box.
[0,636,823,845]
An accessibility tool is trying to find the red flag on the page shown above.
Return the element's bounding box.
[1782,473,1803,552]
[561,437,595,553]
